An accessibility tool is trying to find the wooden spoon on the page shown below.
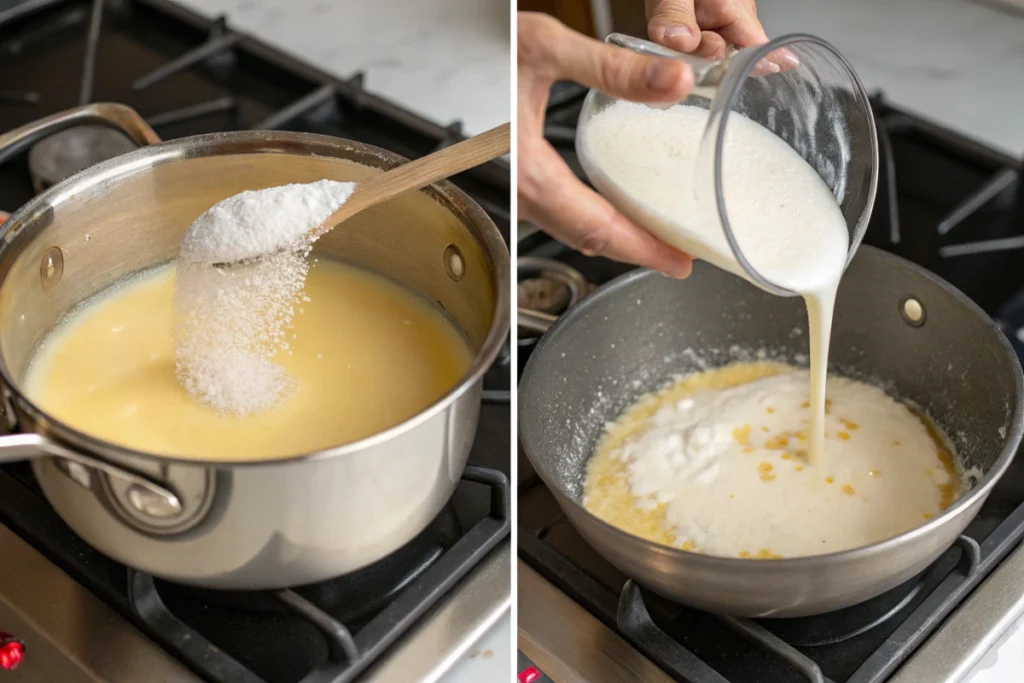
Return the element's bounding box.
[190,122,509,266]
[308,122,510,243]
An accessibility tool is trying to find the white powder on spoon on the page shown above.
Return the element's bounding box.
[174,180,356,415]
[179,179,356,264]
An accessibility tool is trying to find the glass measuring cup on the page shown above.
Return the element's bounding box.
[576,33,879,297]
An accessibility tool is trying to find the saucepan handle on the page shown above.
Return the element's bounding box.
[0,102,161,168]
[0,430,183,513]
[518,308,557,335]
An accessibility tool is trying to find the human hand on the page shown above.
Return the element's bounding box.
[517,12,694,279]
[646,0,796,70]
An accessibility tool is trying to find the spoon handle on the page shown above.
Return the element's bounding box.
[316,122,510,235]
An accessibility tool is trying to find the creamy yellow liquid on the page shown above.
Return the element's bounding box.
[24,260,472,460]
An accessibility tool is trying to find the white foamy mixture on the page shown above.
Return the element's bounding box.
[585,365,965,558]
[583,103,850,463]
[174,180,355,415]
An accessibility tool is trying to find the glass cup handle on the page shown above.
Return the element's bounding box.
[0,102,161,168]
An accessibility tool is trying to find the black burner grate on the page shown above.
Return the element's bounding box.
[519,83,1024,683]
[123,467,510,683]
[0,0,509,233]
[0,461,509,683]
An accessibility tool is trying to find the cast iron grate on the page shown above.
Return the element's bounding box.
[0,0,510,233]
[0,463,510,683]
[125,466,510,683]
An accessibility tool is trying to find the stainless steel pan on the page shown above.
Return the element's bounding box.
[519,249,1023,617]
[0,103,510,589]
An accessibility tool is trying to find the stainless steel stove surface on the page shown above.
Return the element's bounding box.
[0,1,510,682]
[517,83,1024,683]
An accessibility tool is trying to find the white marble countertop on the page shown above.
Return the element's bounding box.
[757,0,1024,158]
[176,0,510,136]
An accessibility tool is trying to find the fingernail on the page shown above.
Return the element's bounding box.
[662,25,693,40]
[779,50,801,69]
[647,61,683,92]
[660,259,693,279]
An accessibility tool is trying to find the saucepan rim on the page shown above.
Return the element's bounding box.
[0,130,511,468]
[519,247,1024,568]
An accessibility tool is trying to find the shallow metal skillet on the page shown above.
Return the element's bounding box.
[519,247,1023,617]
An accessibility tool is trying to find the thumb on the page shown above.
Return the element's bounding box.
[549,23,694,103]
[646,0,701,53]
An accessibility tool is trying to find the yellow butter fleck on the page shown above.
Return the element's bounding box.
[732,424,752,445]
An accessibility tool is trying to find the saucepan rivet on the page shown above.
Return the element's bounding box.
[900,296,926,327]
[62,461,93,489]
[40,246,63,291]
[444,244,465,282]
[126,483,183,519]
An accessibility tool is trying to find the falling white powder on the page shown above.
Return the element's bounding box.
[174,180,355,415]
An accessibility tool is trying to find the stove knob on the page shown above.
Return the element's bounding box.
[0,632,24,671]
[125,483,183,519]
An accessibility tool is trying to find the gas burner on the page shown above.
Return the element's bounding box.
[517,256,592,346]
[28,126,137,193]
[519,276,572,314]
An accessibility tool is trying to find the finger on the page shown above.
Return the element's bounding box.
[645,0,701,53]
[519,142,693,278]
[707,5,770,49]
[549,25,696,103]
[691,31,729,60]
[763,46,801,73]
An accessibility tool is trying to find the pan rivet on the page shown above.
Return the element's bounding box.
[40,246,63,291]
[900,297,926,327]
[126,484,183,519]
[444,244,465,282]
[62,461,92,489]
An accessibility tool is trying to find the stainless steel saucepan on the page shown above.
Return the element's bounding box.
[0,103,510,589]
[519,249,1023,617]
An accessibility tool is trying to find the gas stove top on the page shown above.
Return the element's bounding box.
[517,83,1024,683]
[0,1,510,682]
